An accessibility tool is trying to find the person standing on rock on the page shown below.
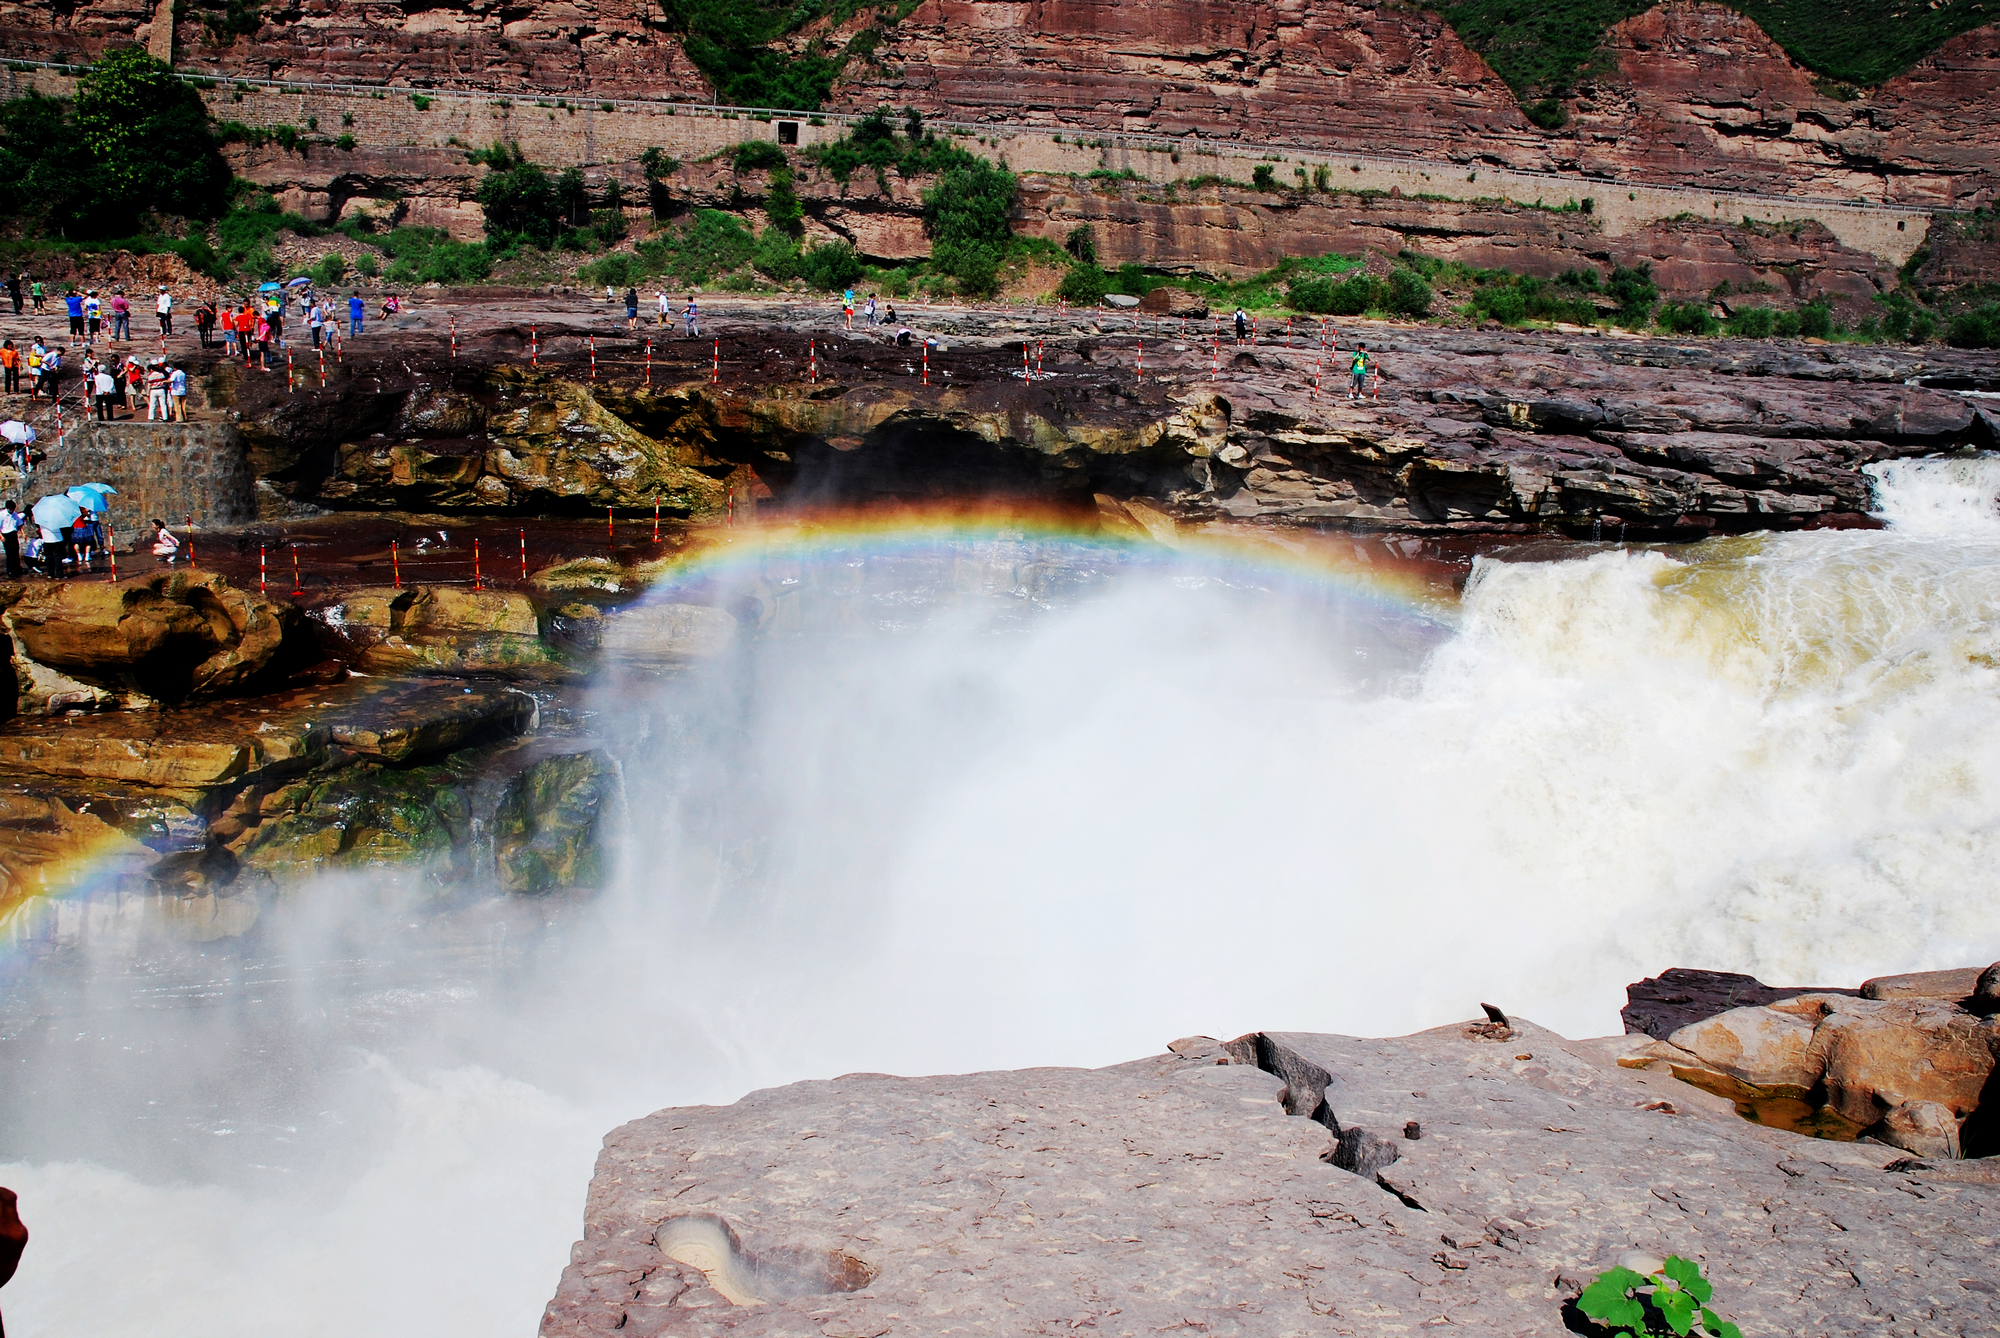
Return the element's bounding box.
[0,341,16,396]
[683,295,699,338]
[37,513,67,578]
[5,274,19,316]
[156,286,174,336]
[624,286,639,331]
[23,341,43,401]
[169,363,188,421]
[348,290,364,339]
[37,344,59,403]
[1233,307,1249,346]
[84,291,101,345]
[93,361,116,421]
[109,288,129,342]
[656,290,669,328]
[145,360,170,419]
[0,501,21,579]
[196,298,217,350]
[28,278,42,314]
[1348,342,1372,401]
[63,289,84,345]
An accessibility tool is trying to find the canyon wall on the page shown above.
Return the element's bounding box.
[0,0,1990,215]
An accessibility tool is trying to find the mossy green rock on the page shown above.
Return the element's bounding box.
[239,761,472,876]
[492,749,620,894]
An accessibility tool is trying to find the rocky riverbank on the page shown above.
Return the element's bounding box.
[544,963,2000,1337]
[191,292,2000,539]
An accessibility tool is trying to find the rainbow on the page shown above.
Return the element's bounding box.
[620,500,1463,623]
[0,502,1461,947]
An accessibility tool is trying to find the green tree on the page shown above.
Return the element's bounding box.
[922,158,1015,296]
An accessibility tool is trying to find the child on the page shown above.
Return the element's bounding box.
[151,519,180,564]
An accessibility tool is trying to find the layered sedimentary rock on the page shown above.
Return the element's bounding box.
[0,0,713,100]
[544,1017,2000,1337]
[841,0,1999,206]
[1565,3,2000,205]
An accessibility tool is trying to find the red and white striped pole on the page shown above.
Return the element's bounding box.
[711,339,719,385]
[589,336,597,381]
[1211,340,1219,375]
[260,544,267,593]
[809,339,816,383]
[1036,339,1044,380]
[286,348,294,393]
[922,343,928,386]
[652,498,660,543]
[726,486,735,526]
[450,314,457,359]
[1022,342,1030,382]
[104,522,117,583]
[185,514,194,565]
[644,339,652,386]
[290,546,303,596]
[531,326,538,367]
[607,506,614,544]
[1312,358,1321,400]
[519,528,527,581]
[318,346,326,387]
[392,539,401,588]
[473,538,482,590]
[1137,338,1143,382]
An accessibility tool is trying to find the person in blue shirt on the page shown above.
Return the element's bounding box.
[63,290,84,344]
[348,291,364,338]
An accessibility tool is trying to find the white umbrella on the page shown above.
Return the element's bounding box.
[0,421,35,446]
[31,495,81,530]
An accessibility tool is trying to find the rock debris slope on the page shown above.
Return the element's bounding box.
[542,1021,1999,1337]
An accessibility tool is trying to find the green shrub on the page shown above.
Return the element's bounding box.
[410,94,432,111]
[1578,1255,1741,1338]
[309,252,347,288]
[377,226,491,284]
[1657,301,1717,335]
[355,251,378,277]
[922,157,1014,296]
[765,165,804,236]
[336,132,356,151]
[751,226,801,281]
[1251,163,1276,190]
[1608,262,1658,326]
[799,238,863,291]
[1057,264,1110,305]
[1291,273,1380,316]
[1948,301,2000,348]
[1724,305,1777,337]
[1798,298,1834,338]
[1063,224,1097,265]
[1385,268,1434,316]
[731,140,788,173]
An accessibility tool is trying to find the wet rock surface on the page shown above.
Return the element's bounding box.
[544,1018,2000,1338]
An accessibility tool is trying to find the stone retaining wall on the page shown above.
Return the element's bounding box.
[0,67,1938,265]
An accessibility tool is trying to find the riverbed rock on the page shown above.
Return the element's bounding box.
[493,749,621,894]
[1878,1099,1964,1160]
[322,680,537,763]
[1861,966,1986,1002]
[1808,997,1998,1128]
[236,759,472,876]
[1970,962,2000,1016]
[329,585,566,679]
[1666,1005,1820,1088]
[598,603,736,666]
[0,571,297,711]
[545,1020,1994,1338]
[1622,966,1856,1038]
[1136,286,1208,319]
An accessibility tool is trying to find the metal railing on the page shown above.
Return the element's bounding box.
[1,55,1963,219]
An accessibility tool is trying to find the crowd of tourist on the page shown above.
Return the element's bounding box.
[0,273,398,581]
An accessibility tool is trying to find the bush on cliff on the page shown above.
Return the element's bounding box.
[378,227,492,285]
[799,239,864,291]
[660,0,904,109]
[1657,301,1719,336]
[476,149,590,250]
[1290,269,1435,318]
[1057,264,1111,306]
[808,109,980,188]
[922,158,1016,297]
[1948,302,2000,349]
[0,49,230,239]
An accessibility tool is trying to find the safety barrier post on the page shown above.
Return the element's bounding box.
[652,498,660,543]
[287,348,294,393]
[473,538,482,590]
[519,528,527,581]
[1211,341,1219,375]
[531,326,538,367]
[1037,339,1044,380]
[450,314,457,359]
[392,539,401,588]
[712,339,719,385]
[1137,338,1143,382]
[589,336,597,381]
[726,486,735,526]
[291,546,303,596]
[809,339,816,383]
[607,505,614,544]
[260,544,267,592]
[185,514,194,565]
[645,339,652,386]
[1022,342,1030,382]
[922,343,928,386]
[318,346,326,387]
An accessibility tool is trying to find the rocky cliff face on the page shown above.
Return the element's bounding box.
[0,0,1989,214]
[1563,3,2000,205]
[0,0,713,98]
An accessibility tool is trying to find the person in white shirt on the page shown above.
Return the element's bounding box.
[0,499,20,578]
[156,287,174,335]
[151,519,179,563]
[656,291,669,327]
[0,420,34,476]
[93,365,117,420]
[169,365,188,421]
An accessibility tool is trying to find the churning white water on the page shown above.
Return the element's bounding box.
[3,458,1999,1334]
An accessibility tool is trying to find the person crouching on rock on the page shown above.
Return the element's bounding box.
[152,519,179,564]
[1,1183,28,1338]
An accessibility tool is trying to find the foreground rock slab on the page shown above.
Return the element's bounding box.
[543,1020,2000,1337]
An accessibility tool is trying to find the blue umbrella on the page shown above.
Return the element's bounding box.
[257,281,283,293]
[287,276,313,288]
[78,482,116,495]
[31,495,81,530]
[67,485,112,512]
